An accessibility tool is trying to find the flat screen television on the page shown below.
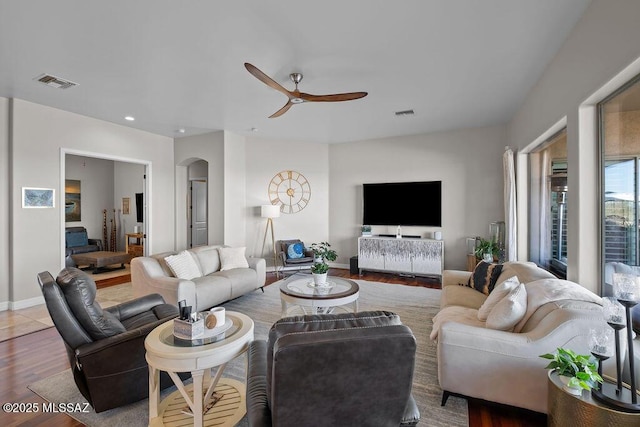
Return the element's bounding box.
[362,181,441,226]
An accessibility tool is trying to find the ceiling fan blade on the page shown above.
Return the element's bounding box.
[269,101,293,118]
[245,63,292,98]
[300,92,368,102]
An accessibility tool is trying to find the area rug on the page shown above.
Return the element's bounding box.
[29,279,468,426]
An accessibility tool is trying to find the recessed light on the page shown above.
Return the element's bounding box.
[394,109,415,116]
[250,127,258,132]
[124,116,135,121]
[177,128,186,134]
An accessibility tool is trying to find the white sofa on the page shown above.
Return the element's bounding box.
[131,245,266,312]
[432,261,613,414]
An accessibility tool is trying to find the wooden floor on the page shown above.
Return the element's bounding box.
[0,268,546,426]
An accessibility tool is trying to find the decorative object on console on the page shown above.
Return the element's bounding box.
[361,225,372,236]
[590,273,640,412]
[540,347,603,395]
[489,221,506,262]
[310,241,337,286]
[268,170,311,214]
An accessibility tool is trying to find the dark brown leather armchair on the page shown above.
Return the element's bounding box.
[246,311,420,426]
[37,267,184,412]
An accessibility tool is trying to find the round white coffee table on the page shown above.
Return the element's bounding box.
[145,311,254,427]
[279,275,360,317]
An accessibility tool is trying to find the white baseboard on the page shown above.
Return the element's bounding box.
[6,295,45,311]
[0,301,8,312]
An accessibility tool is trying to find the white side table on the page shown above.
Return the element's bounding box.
[145,311,254,427]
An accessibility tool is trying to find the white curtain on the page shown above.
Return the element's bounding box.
[503,147,517,261]
[539,150,551,266]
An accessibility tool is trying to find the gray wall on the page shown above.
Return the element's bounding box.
[65,155,114,241]
[8,99,174,307]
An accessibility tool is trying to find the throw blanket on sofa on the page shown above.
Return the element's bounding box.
[513,278,602,332]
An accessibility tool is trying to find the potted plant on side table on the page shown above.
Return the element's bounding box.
[540,347,603,395]
[474,238,500,263]
[309,242,337,287]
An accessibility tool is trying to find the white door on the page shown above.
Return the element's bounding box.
[190,180,208,247]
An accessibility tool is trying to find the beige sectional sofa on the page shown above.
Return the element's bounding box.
[432,261,611,414]
[131,245,266,312]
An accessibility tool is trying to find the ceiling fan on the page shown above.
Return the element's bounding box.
[244,63,368,118]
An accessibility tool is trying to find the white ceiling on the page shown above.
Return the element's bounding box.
[0,0,592,144]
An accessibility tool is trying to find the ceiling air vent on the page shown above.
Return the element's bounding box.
[395,109,414,116]
[33,73,78,89]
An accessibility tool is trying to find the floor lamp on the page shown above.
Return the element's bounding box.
[261,205,280,277]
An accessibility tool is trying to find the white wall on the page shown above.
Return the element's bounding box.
[223,132,247,248]
[174,131,225,250]
[114,161,145,251]
[508,0,640,292]
[244,136,330,267]
[10,99,174,306]
[330,126,507,270]
[0,98,9,309]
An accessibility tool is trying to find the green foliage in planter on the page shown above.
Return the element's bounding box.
[310,242,337,274]
[540,347,603,391]
[474,238,500,260]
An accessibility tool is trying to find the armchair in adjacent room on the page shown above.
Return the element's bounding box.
[246,311,421,427]
[37,267,185,412]
[276,239,314,275]
[64,226,103,267]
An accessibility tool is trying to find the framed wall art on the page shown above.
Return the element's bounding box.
[65,179,81,221]
[22,187,55,208]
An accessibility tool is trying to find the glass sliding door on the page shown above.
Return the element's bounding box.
[599,74,640,294]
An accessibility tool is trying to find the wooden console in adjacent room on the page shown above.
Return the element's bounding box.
[126,232,144,257]
[357,235,444,279]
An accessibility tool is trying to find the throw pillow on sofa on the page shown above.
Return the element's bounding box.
[218,247,249,271]
[477,276,520,321]
[165,251,202,280]
[466,261,504,295]
[485,283,527,331]
[286,242,305,259]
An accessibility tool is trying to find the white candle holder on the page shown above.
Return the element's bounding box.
[612,273,640,303]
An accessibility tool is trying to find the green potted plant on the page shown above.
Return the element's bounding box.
[474,238,500,262]
[540,347,603,395]
[361,225,372,236]
[309,242,337,286]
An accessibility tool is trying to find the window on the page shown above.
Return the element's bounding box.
[599,73,640,292]
[529,128,567,278]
